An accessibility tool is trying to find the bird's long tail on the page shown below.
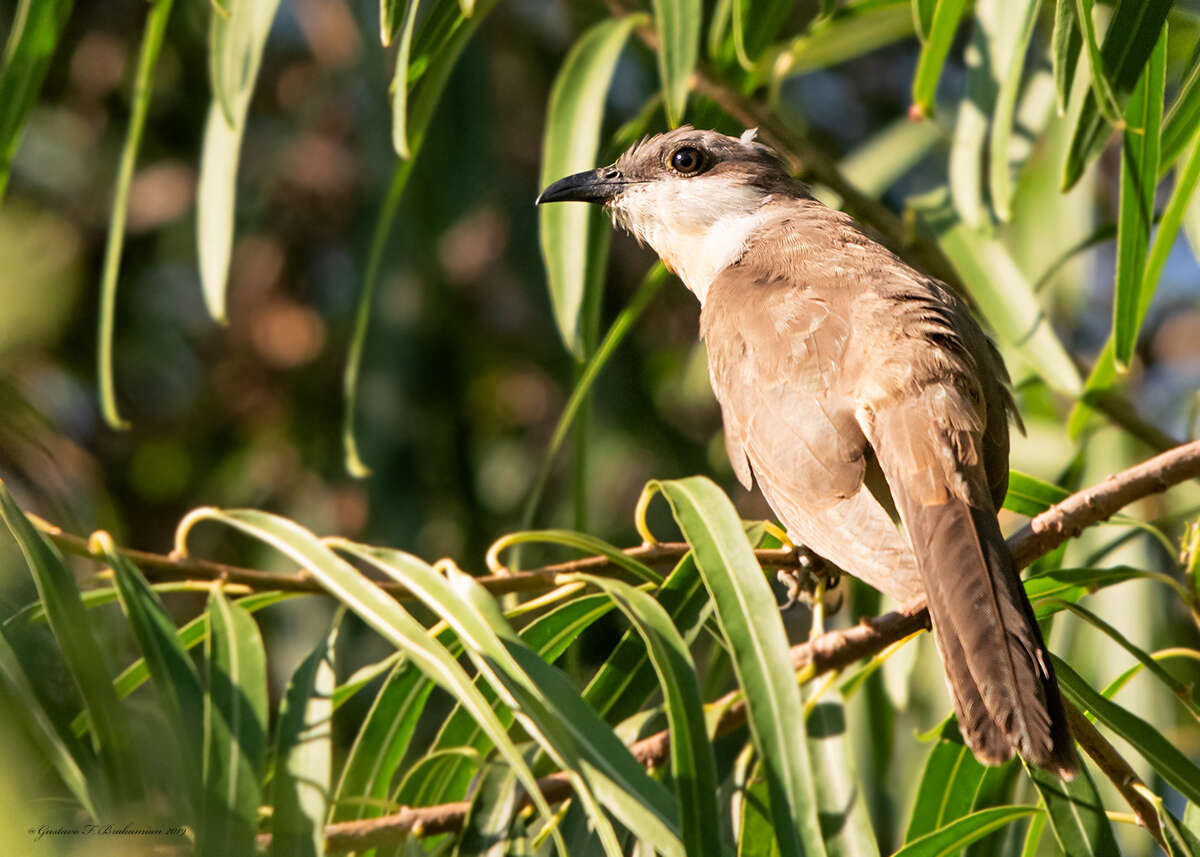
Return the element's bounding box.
[871,405,1076,775]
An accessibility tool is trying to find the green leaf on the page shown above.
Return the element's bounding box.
[1162,56,1200,173]
[732,0,792,69]
[1061,0,1172,190]
[339,542,683,857]
[455,761,522,857]
[894,806,1042,857]
[1113,30,1165,369]
[1072,0,1123,122]
[489,529,662,585]
[0,481,141,803]
[913,0,936,41]
[388,0,422,158]
[270,611,338,857]
[102,537,205,794]
[96,0,174,429]
[1052,599,1200,723]
[199,588,268,857]
[538,15,642,358]
[738,766,783,857]
[911,189,1083,396]
[776,0,915,82]
[198,0,284,323]
[1022,759,1120,857]
[1053,656,1200,806]
[1052,0,1082,116]
[652,0,700,126]
[1002,471,1069,517]
[71,591,295,739]
[653,476,825,857]
[1101,648,1200,701]
[574,574,722,857]
[0,627,97,818]
[329,657,434,824]
[988,0,1042,222]
[181,509,562,849]
[0,0,72,202]
[910,0,969,118]
[380,0,403,45]
[583,552,711,727]
[905,719,987,842]
[807,695,880,857]
[840,115,942,200]
[1023,566,1145,620]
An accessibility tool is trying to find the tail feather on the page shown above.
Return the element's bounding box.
[868,397,1076,776]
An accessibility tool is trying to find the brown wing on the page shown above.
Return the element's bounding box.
[700,261,924,602]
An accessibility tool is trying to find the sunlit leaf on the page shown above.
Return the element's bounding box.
[1113,30,1165,369]
[1052,0,1082,116]
[776,1,915,82]
[1061,0,1172,190]
[905,719,987,842]
[456,761,521,857]
[910,0,968,118]
[732,0,792,69]
[1023,759,1120,857]
[538,14,642,358]
[894,806,1042,857]
[1161,58,1200,173]
[913,0,936,41]
[653,476,825,857]
[199,587,268,857]
[653,0,700,126]
[270,611,339,857]
[388,0,421,158]
[988,0,1042,222]
[807,694,880,857]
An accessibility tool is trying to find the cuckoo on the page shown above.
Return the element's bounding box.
[537,127,1075,774]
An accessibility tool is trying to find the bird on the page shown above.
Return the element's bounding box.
[536,126,1076,775]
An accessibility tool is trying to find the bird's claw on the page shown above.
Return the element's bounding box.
[775,547,841,616]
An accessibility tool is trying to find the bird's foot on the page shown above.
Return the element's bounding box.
[775,547,842,623]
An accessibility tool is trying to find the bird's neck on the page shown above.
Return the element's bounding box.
[610,183,782,305]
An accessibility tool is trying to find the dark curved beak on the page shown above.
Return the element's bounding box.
[535,167,626,205]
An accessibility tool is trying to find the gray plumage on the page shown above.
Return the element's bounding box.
[538,127,1076,775]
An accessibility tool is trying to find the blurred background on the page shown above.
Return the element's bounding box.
[1,0,1200,852]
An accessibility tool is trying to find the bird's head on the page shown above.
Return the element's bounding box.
[536,127,805,299]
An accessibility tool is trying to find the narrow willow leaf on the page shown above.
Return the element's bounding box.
[583,552,710,727]
[1002,470,1069,516]
[894,806,1041,857]
[0,627,97,819]
[575,574,722,857]
[489,529,661,585]
[1072,0,1122,122]
[72,591,295,739]
[270,611,339,857]
[0,481,141,802]
[1127,114,1200,351]
[653,476,825,857]
[180,509,562,849]
[380,0,403,45]
[388,0,421,158]
[739,768,783,857]
[455,762,521,857]
[1052,599,1200,722]
[948,5,992,228]
[988,0,1042,222]
[1022,758,1120,856]
[1102,648,1200,700]
[339,542,682,857]
[0,0,72,202]
[103,539,205,796]
[1161,59,1200,173]
[731,0,792,69]
[777,1,915,83]
[1024,567,1144,620]
[1113,30,1165,369]
[913,0,936,41]
[198,0,284,323]
[1053,656,1200,806]
[912,189,1082,396]
[840,116,941,200]
[807,695,880,857]
[1061,0,1172,190]
[905,720,987,842]
[652,0,700,126]
[96,0,174,429]
[1052,0,1082,116]
[910,0,969,118]
[200,588,268,857]
[329,659,433,824]
[538,15,642,357]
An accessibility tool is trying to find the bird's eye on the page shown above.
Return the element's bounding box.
[670,146,704,175]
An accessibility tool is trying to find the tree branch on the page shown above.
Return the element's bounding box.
[286,439,1200,851]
